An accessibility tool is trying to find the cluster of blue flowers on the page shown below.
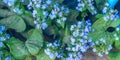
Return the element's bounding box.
[68,19,94,59]
[76,0,97,15]
[0,26,10,47]
[1,0,120,60]
[44,19,93,60]
[45,40,62,59]
[3,0,15,6]
[0,25,12,60]
[26,0,69,30]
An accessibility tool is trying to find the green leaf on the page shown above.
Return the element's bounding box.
[0,15,26,32]
[21,0,30,5]
[53,0,64,3]
[115,40,120,50]
[88,15,120,51]
[110,19,120,27]
[21,14,35,27]
[92,17,106,31]
[109,51,120,60]
[36,9,44,19]
[92,16,120,31]
[6,29,44,59]
[35,49,55,60]
[0,9,14,17]
[95,14,103,18]
[44,26,56,36]
[95,0,101,4]
[63,36,71,46]
[67,9,79,24]
[6,37,30,60]
[25,29,43,55]
[25,56,32,60]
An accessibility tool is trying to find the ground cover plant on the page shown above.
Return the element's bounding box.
[0,0,120,60]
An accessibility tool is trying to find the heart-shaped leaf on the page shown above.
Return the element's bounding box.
[0,9,14,17]
[25,29,43,55]
[114,31,120,50]
[88,15,120,51]
[35,49,55,60]
[6,29,44,59]
[92,16,120,31]
[6,37,30,60]
[67,10,79,24]
[115,40,120,50]
[0,15,26,32]
[109,51,120,60]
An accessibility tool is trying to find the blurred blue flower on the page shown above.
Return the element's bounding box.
[41,22,48,30]
[53,3,59,8]
[6,34,10,39]
[5,56,12,60]
[0,57,1,60]
[13,8,21,14]
[3,0,15,6]
[117,24,120,28]
[0,26,5,34]
[92,48,96,52]
[0,26,5,31]
[0,37,6,41]
[46,0,52,5]
[108,0,118,8]
[21,0,24,2]
[98,53,103,57]
[42,4,48,10]
[0,42,4,48]
[3,0,8,3]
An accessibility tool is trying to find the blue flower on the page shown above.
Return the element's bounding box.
[108,45,112,50]
[7,0,15,6]
[3,0,8,3]
[0,57,1,60]
[46,0,52,5]
[117,24,120,28]
[0,42,4,48]
[13,8,21,14]
[64,8,70,14]
[0,37,6,41]
[41,22,48,30]
[42,4,48,10]
[6,34,10,39]
[0,26,5,34]
[98,53,103,57]
[21,0,24,2]
[5,56,12,60]
[92,48,96,52]
[53,3,59,8]
[49,14,56,19]
[0,26,5,31]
